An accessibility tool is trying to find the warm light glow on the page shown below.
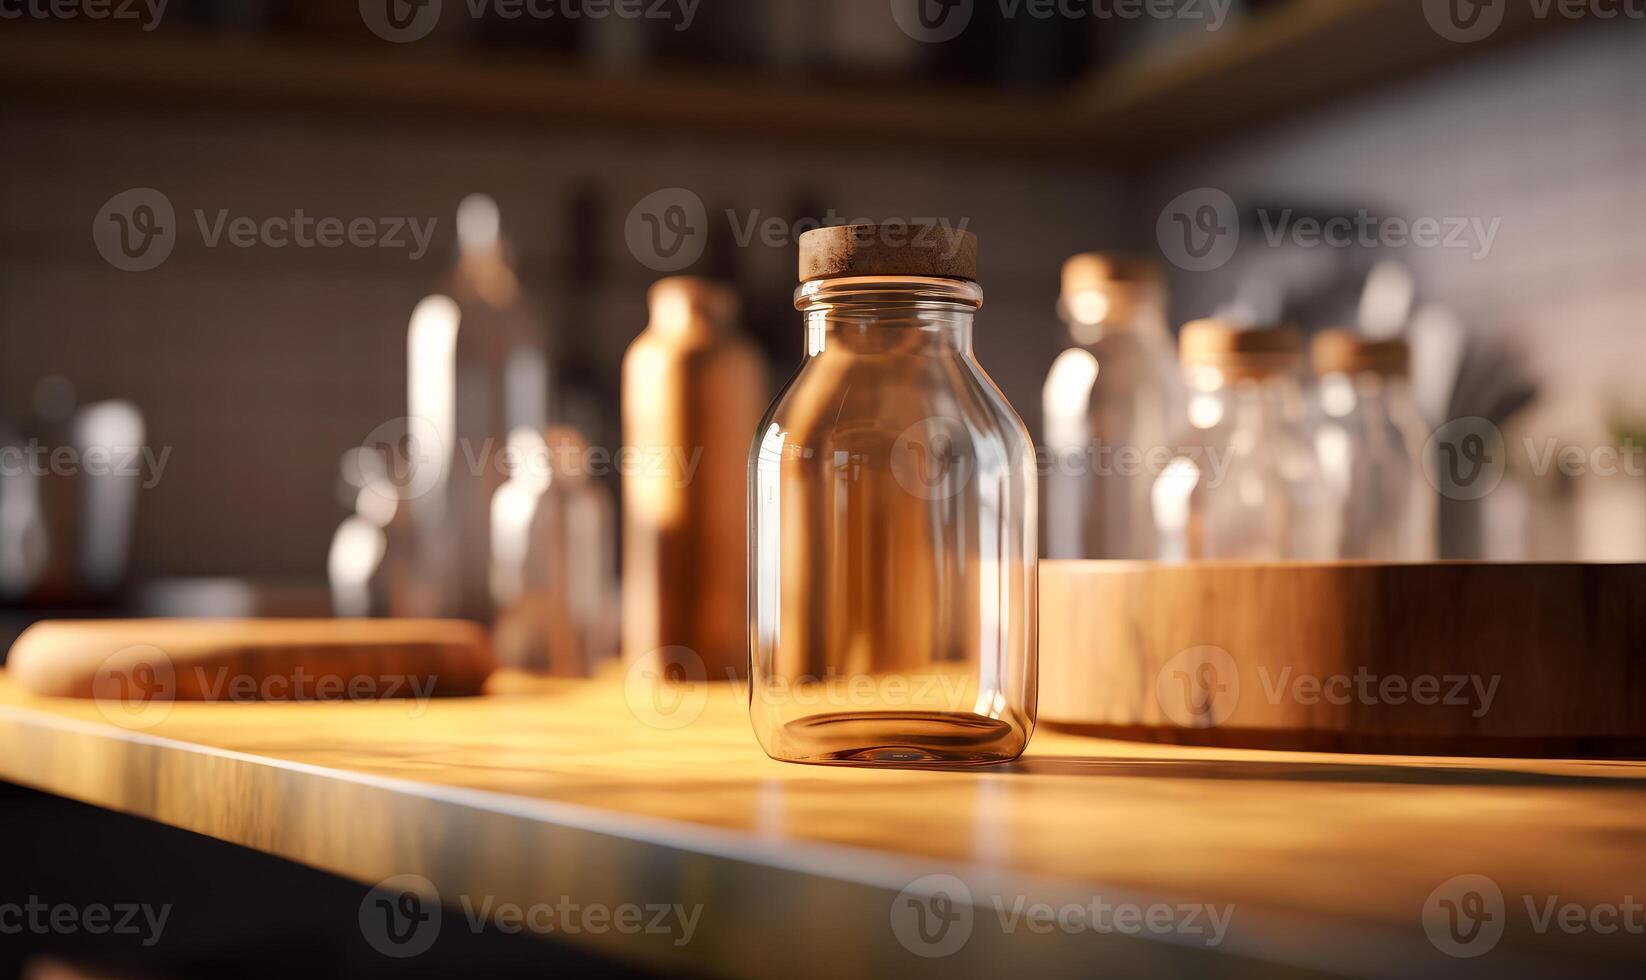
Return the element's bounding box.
[74,400,144,590]
[328,516,386,618]
[1320,373,1358,418]
[1188,392,1224,430]
[1067,289,1111,345]
[1042,348,1100,452]
[651,283,693,335]
[456,193,501,254]
[407,294,460,514]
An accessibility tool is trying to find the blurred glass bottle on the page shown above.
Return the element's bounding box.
[1153,320,1337,561]
[1042,254,1179,559]
[491,426,619,675]
[1311,330,1436,560]
[749,225,1036,766]
[403,194,549,622]
[328,445,417,618]
[622,278,767,679]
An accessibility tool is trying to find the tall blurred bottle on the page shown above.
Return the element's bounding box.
[491,426,619,675]
[1042,254,1180,559]
[1311,330,1436,560]
[1152,320,1337,560]
[622,278,767,678]
[402,194,549,622]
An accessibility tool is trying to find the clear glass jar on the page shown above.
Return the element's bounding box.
[1311,331,1437,560]
[748,229,1036,766]
[1152,320,1338,561]
[1042,254,1181,559]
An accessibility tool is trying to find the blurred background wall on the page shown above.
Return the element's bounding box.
[1,3,1642,584]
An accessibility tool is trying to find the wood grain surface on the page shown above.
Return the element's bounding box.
[0,669,1644,977]
[1040,560,1646,755]
[6,619,493,699]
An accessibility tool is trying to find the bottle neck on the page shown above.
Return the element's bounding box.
[1058,283,1167,346]
[794,276,979,357]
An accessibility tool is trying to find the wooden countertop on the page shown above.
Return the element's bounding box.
[1,670,1643,977]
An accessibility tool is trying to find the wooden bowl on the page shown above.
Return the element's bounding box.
[1038,560,1646,756]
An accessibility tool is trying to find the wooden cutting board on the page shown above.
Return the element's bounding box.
[6,618,493,701]
[1038,560,1646,756]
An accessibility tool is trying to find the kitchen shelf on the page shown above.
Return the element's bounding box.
[0,0,1568,161]
[1,668,1643,976]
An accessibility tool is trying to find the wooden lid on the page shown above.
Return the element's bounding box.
[797,223,977,282]
[1179,319,1301,376]
[1311,328,1410,377]
[1060,253,1162,300]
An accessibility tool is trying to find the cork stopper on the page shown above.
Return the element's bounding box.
[797,223,977,283]
[1179,319,1302,379]
[1311,328,1410,377]
[1060,253,1162,301]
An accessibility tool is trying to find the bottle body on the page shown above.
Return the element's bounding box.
[622,279,767,678]
[1153,328,1338,561]
[749,276,1037,766]
[1042,282,1180,560]
[491,428,619,675]
[1316,372,1437,560]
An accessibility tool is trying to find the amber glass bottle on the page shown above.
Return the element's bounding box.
[748,225,1037,766]
[622,278,767,678]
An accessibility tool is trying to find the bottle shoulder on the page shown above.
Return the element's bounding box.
[757,350,1031,452]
